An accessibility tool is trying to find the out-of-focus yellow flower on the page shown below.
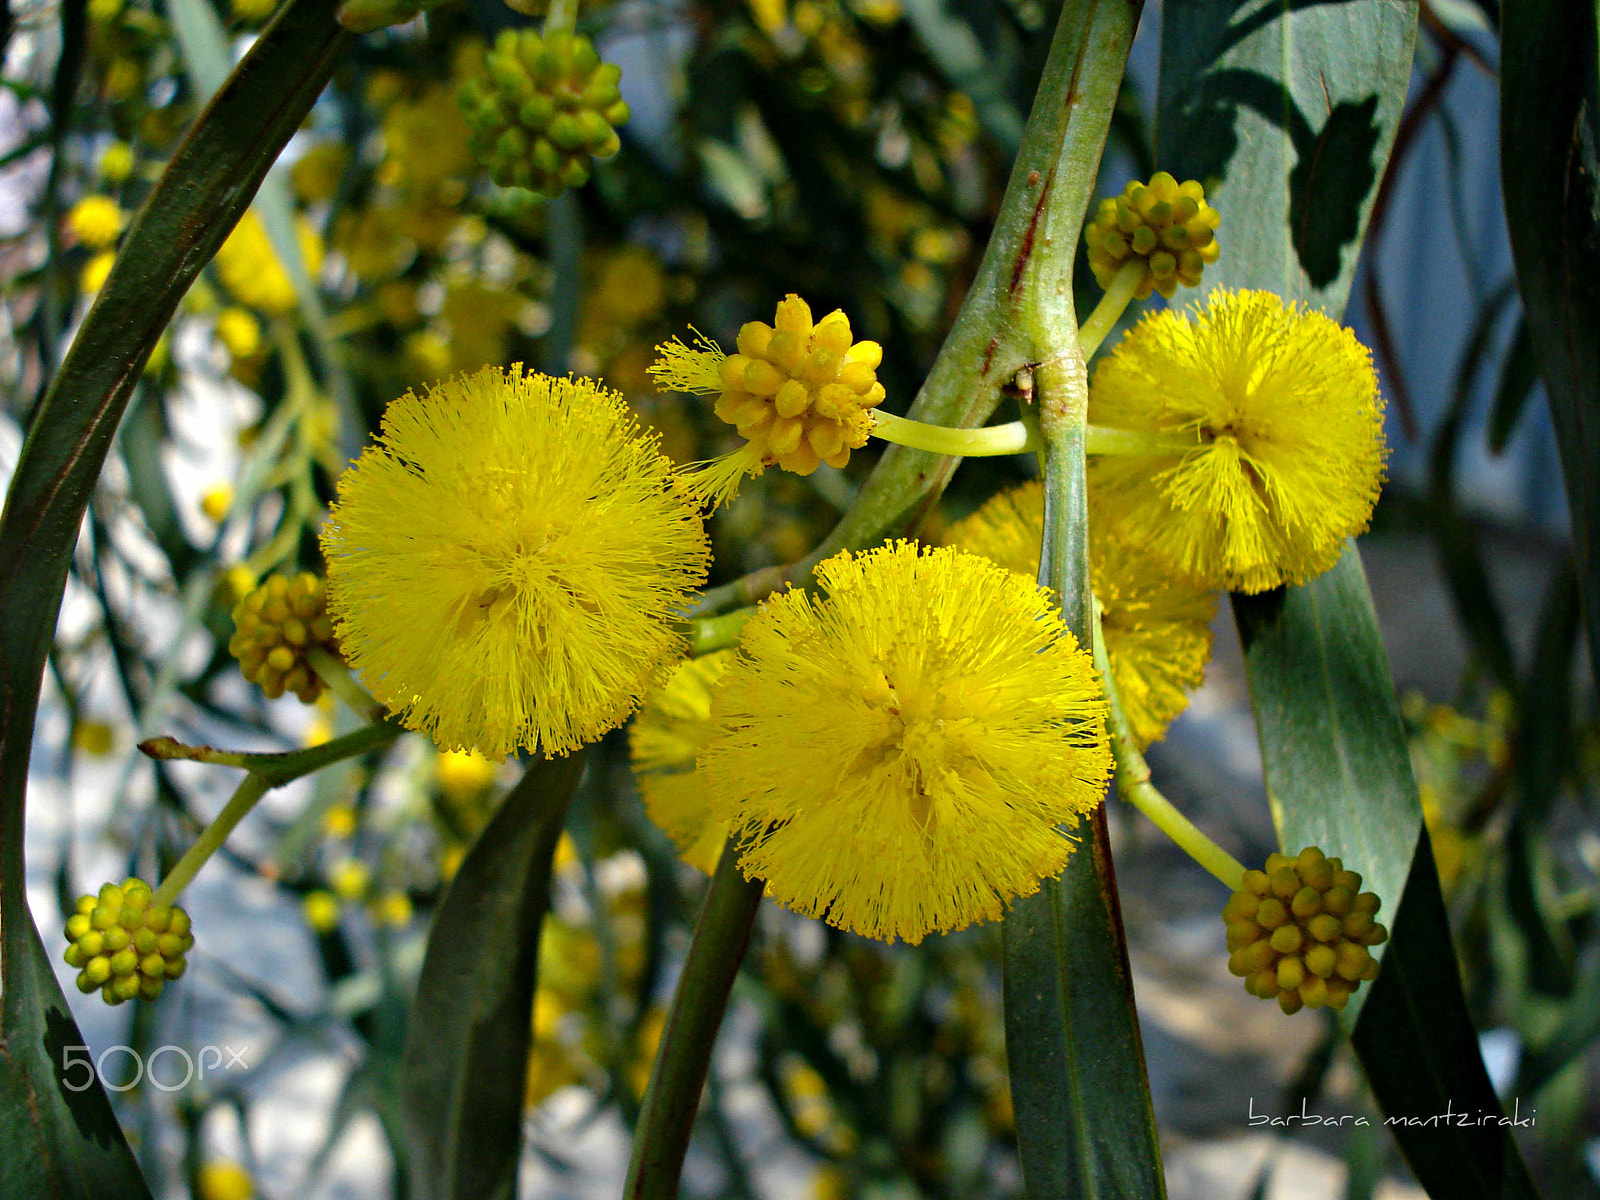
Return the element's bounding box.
[230,0,279,23]
[302,890,341,933]
[383,85,475,190]
[98,141,134,184]
[630,651,733,873]
[67,196,123,249]
[105,58,142,101]
[291,142,350,203]
[81,251,115,294]
[946,481,1215,748]
[330,859,370,901]
[200,485,234,524]
[372,891,413,926]
[213,210,325,316]
[214,308,262,360]
[72,720,117,757]
[322,805,358,839]
[436,749,498,803]
[196,1161,255,1200]
[591,245,666,327]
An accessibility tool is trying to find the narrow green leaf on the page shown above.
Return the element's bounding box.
[1001,811,1164,1199]
[1234,550,1540,1198]
[1157,0,1415,312]
[1487,318,1537,454]
[0,0,348,1189]
[1500,0,1600,696]
[0,916,154,1199]
[398,752,586,1200]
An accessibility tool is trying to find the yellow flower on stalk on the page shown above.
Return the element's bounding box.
[629,650,734,874]
[213,210,325,316]
[699,541,1113,944]
[649,294,887,507]
[946,480,1215,749]
[1088,289,1385,593]
[321,367,710,760]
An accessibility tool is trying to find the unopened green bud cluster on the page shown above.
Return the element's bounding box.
[1224,846,1387,1015]
[1085,172,1220,299]
[230,572,338,703]
[459,29,630,199]
[63,879,193,1005]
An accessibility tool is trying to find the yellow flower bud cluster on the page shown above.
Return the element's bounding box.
[715,294,887,476]
[1224,846,1387,1015]
[229,572,339,703]
[62,879,193,1005]
[1085,172,1219,299]
[459,29,630,199]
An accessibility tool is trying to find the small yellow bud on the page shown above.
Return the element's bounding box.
[1084,172,1219,299]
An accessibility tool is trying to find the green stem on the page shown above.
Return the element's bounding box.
[868,408,1041,457]
[1090,610,1246,890]
[304,643,380,716]
[542,0,578,35]
[624,838,765,1200]
[140,717,401,787]
[683,607,754,656]
[151,773,269,907]
[1076,260,1147,359]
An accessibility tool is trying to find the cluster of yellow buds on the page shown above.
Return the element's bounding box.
[229,572,339,703]
[459,29,630,199]
[713,294,887,475]
[63,879,193,1006]
[1085,172,1220,299]
[1224,846,1387,1015]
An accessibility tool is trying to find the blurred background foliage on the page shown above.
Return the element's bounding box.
[0,0,1596,1195]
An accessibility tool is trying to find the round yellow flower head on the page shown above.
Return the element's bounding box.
[321,367,710,760]
[946,480,1215,749]
[699,541,1113,944]
[214,307,262,361]
[229,572,340,703]
[98,141,135,184]
[458,29,630,199]
[195,1161,255,1200]
[1224,846,1387,1015]
[213,210,325,316]
[1084,172,1220,299]
[629,649,735,874]
[62,879,193,1006]
[81,251,115,294]
[66,195,124,250]
[649,294,887,507]
[1088,289,1386,593]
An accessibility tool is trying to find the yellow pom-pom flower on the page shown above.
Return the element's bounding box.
[698,541,1113,944]
[213,210,325,316]
[66,195,124,250]
[1224,846,1387,1015]
[629,650,734,874]
[1088,289,1386,593]
[321,367,710,760]
[1084,172,1220,299]
[98,141,135,184]
[458,29,630,198]
[62,879,193,1006]
[649,294,887,507]
[214,307,262,360]
[195,1161,255,1200]
[229,572,340,703]
[945,480,1215,749]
